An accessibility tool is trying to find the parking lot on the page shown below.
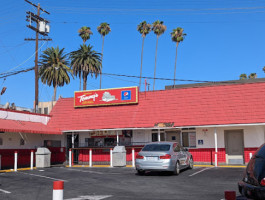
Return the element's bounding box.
[0,166,245,200]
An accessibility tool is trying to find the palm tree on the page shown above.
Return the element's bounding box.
[70,44,102,91]
[248,73,257,79]
[39,47,72,102]
[97,22,111,89]
[152,20,166,90]
[137,21,151,91]
[78,26,93,44]
[239,74,247,80]
[171,27,187,88]
[263,66,265,73]
[77,26,93,90]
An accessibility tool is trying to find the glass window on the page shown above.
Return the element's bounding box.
[152,133,158,142]
[44,107,48,115]
[142,144,171,152]
[0,138,2,145]
[182,132,189,147]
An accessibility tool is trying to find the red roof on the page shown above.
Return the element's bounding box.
[0,118,61,135]
[48,81,265,131]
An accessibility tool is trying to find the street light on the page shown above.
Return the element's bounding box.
[0,87,7,105]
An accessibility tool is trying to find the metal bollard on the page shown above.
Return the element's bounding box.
[249,152,253,159]
[132,148,135,168]
[110,148,113,167]
[89,149,92,167]
[14,151,18,172]
[30,150,34,170]
[53,181,64,200]
[69,149,72,167]
[224,191,236,200]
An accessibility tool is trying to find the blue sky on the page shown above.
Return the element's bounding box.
[1,0,265,108]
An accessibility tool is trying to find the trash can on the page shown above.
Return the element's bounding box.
[35,147,51,168]
[112,146,126,167]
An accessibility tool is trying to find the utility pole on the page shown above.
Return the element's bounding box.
[25,0,51,113]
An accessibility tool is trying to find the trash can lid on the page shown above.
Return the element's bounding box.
[113,146,126,152]
[35,147,51,155]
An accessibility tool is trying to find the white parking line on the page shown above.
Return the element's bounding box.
[0,189,11,194]
[66,168,104,174]
[189,167,212,177]
[19,172,68,182]
[65,195,112,200]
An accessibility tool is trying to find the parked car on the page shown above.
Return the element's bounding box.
[135,142,193,175]
[238,143,265,199]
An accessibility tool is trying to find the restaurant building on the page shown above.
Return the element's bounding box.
[1,78,265,168]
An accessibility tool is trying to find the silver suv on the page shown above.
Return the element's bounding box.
[135,142,193,175]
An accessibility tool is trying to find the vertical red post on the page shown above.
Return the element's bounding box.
[224,191,236,200]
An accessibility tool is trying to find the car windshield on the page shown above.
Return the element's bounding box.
[142,144,171,152]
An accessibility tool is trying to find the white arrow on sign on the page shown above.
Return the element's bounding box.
[65,195,112,200]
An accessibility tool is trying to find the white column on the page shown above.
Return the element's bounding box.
[214,128,218,167]
[110,148,113,167]
[132,148,135,168]
[30,150,34,170]
[69,149,72,167]
[89,149,92,167]
[116,131,119,146]
[14,151,18,172]
[249,153,253,159]
[158,129,161,142]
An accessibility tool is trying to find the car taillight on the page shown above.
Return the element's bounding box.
[260,178,265,186]
[160,154,171,159]
[136,154,144,159]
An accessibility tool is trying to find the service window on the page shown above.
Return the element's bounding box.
[0,138,2,145]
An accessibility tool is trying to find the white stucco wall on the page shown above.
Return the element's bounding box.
[196,125,265,148]
[132,129,151,144]
[0,132,64,149]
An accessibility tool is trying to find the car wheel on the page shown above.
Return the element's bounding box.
[173,162,180,175]
[137,170,145,175]
[188,157,194,169]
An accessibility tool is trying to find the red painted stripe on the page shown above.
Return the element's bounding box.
[53,181,64,190]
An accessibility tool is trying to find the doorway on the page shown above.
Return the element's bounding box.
[67,134,79,164]
[224,130,244,164]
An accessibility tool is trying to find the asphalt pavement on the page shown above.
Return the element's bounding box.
[0,166,246,200]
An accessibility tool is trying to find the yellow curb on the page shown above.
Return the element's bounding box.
[194,165,215,168]
[194,165,246,168]
[126,165,133,167]
[0,167,36,173]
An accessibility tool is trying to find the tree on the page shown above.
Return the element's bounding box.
[263,66,265,73]
[39,47,72,102]
[97,22,111,89]
[171,27,186,88]
[78,26,93,44]
[248,73,257,79]
[70,44,102,91]
[137,21,151,91]
[77,26,93,90]
[151,20,166,90]
[239,74,247,80]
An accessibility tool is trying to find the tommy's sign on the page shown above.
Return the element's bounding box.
[74,86,138,107]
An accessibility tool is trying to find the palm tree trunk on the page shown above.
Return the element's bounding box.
[79,71,82,91]
[153,35,159,91]
[139,37,145,91]
[173,42,179,88]
[83,74,87,91]
[53,85,57,102]
[100,36,105,89]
